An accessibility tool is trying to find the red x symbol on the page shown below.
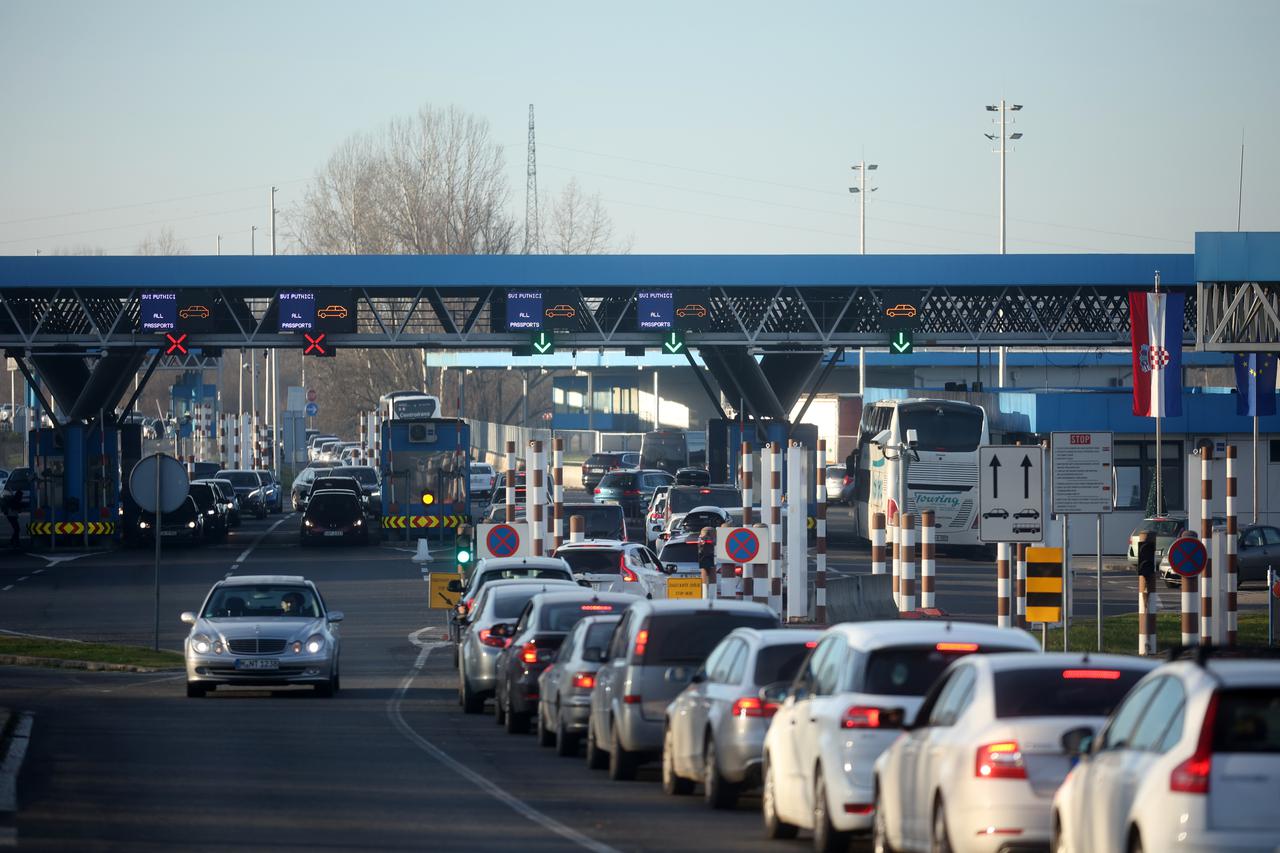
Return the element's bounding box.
[165,333,188,355]
[304,332,326,355]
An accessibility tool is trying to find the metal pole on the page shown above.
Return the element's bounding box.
[1154,271,1163,516]
[858,347,866,395]
[859,161,866,255]
[1096,513,1103,652]
[1062,514,1070,652]
[505,441,516,523]
[153,453,161,652]
[1253,415,1259,524]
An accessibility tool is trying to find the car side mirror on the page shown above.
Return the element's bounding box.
[1061,725,1095,758]
[447,579,463,593]
[582,647,605,663]
[689,668,706,684]
[758,682,789,705]
[327,610,344,623]
[180,611,196,625]
[489,622,514,639]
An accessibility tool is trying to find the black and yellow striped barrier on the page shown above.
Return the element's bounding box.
[1025,546,1063,623]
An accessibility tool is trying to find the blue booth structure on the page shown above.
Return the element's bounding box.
[379,417,471,540]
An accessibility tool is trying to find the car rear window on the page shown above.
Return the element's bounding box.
[307,492,359,521]
[563,505,625,539]
[539,601,625,632]
[599,472,637,489]
[584,619,621,654]
[861,645,1027,696]
[643,612,778,664]
[670,487,741,513]
[993,667,1147,718]
[479,568,572,589]
[218,471,260,487]
[492,591,538,620]
[558,549,622,574]
[329,467,378,485]
[754,643,814,686]
[1213,689,1280,753]
[658,542,698,563]
[189,485,217,511]
[1139,519,1185,537]
[586,454,622,468]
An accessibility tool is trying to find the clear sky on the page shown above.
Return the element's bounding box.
[1,0,1276,257]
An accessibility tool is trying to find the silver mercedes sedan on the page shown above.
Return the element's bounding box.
[181,574,343,697]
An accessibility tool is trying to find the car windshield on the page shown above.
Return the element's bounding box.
[670,488,740,513]
[473,567,571,594]
[557,549,623,575]
[188,485,217,511]
[598,472,637,489]
[539,600,624,631]
[754,643,814,686]
[562,505,624,539]
[861,645,1025,696]
[306,492,360,520]
[642,612,777,664]
[218,471,260,487]
[658,542,698,563]
[329,467,378,485]
[202,585,321,619]
[994,667,1147,717]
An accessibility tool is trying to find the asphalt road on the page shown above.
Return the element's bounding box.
[0,504,1271,850]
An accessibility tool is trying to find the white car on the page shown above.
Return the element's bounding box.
[552,540,670,598]
[470,462,497,498]
[1052,652,1280,853]
[761,621,1041,851]
[872,652,1155,853]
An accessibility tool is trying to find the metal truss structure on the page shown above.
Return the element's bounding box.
[1198,282,1280,352]
[0,283,1197,351]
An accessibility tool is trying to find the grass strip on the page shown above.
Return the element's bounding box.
[0,636,182,669]
[1042,611,1275,654]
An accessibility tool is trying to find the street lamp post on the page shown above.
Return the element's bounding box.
[848,162,878,255]
[985,101,1024,388]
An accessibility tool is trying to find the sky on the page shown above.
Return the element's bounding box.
[1,0,1277,257]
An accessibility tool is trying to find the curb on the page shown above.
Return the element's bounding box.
[0,655,182,673]
[0,711,33,848]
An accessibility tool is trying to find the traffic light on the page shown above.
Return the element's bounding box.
[455,525,473,570]
[303,332,336,357]
[420,489,436,506]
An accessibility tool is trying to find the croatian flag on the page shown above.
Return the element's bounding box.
[1129,291,1184,417]
[1234,353,1278,417]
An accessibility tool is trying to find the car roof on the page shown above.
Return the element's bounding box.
[623,598,775,616]
[727,626,825,647]
[475,556,572,571]
[528,590,640,606]
[1162,658,1280,687]
[478,578,579,596]
[310,488,359,497]
[823,620,1043,652]
[554,540,632,551]
[669,483,737,491]
[221,575,309,586]
[964,651,1156,674]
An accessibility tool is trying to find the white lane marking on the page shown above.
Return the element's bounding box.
[0,712,34,815]
[1,587,10,592]
[95,672,187,694]
[16,578,26,583]
[24,553,93,567]
[31,569,42,575]
[0,628,85,643]
[229,515,292,571]
[388,632,621,853]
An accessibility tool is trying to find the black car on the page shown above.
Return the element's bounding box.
[310,476,363,507]
[1,467,36,513]
[491,591,635,733]
[199,478,241,527]
[291,467,327,511]
[561,503,627,541]
[136,495,203,544]
[673,467,711,487]
[300,489,368,545]
[581,453,630,492]
[326,466,381,515]
[215,469,269,519]
[187,481,230,541]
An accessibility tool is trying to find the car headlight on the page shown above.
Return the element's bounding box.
[304,519,313,527]
[306,634,325,654]
[206,509,215,516]
[354,518,363,526]
[187,521,197,529]
[192,634,212,654]
[139,520,151,529]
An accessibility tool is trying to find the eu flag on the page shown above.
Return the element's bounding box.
[1234,353,1278,416]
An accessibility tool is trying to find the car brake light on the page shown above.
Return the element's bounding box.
[699,488,711,494]
[619,554,638,582]
[1171,693,1219,794]
[632,628,648,660]
[842,475,853,486]
[731,697,778,718]
[936,642,979,652]
[478,629,507,648]
[573,672,595,690]
[593,488,601,495]
[622,489,641,496]
[842,706,897,729]
[580,604,614,611]
[521,641,538,664]
[1062,669,1121,680]
[805,641,818,648]
[976,741,1026,779]
[623,694,642,704]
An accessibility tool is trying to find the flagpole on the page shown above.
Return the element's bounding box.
[1154,271,1163,516]
[1254,413,1259,523]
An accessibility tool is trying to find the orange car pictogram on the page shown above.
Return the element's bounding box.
[316,305,349,319]
[545,304,577,318]
[675,304,708,318]
[178,305,210,319]
[884,303,918,318]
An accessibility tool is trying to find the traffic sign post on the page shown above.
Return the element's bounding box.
[1167,536,1207,578]
[478,522,530,559]
[305,402,318,418]
[128,453,190,653]
[978,446,1045,543]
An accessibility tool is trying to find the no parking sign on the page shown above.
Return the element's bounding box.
[1167,536,1207,578]
[715,525,771,564]
[478,522,531,559]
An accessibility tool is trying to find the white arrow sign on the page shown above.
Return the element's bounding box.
[978,446,1045,543]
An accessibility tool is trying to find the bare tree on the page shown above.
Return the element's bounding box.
[48,245,105,255]
[135,226,187,255]
[545,178,629,255]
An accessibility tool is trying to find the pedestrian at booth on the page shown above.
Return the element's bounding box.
[1136,531,1156,586]
[698,527,717,599]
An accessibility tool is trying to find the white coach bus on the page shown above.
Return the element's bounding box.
[379,391,441,421]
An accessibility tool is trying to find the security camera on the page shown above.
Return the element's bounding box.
[872,429,891,449]
[906,429,919,448]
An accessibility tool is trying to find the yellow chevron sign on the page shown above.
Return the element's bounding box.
[381,515,466,530]
[27,521,115,536]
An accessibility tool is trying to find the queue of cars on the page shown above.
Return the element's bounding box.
[447,577,1280,853]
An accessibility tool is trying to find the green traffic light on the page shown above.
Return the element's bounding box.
[457,548,472,564]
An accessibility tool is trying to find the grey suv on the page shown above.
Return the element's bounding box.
[586,599,778,781]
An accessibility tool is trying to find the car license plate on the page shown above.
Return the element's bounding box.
[323,530,343,537]
[161,530,178,537]
[234,659,279,670]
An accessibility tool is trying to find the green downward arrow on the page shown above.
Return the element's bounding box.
[532,332,554,354]
[662,332,685,354]
[891,330,913,354]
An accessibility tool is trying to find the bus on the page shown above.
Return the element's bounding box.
[640,429,700,474]
[379,391,441,421]
[851,398,988,548]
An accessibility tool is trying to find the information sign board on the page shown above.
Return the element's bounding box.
[1051,432,1114,515]
[978,446,1045,543]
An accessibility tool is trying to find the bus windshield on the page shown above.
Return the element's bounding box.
[898,403,985,453]
[640,431,687,473]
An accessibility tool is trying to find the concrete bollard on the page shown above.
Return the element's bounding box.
[553,438,565,551]
[505,440,517,523]
[816,440,828,624]
[1226,445,1238,645]
[997,542,1012,628]
[871,512,886,575]
[898,514,916,613]
[1016,544,1028,629]
[920,510,935,610]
